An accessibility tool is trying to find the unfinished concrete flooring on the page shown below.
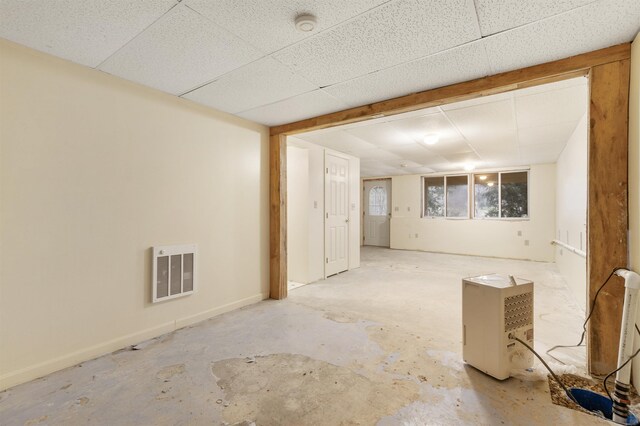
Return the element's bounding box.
[1,247,610,425]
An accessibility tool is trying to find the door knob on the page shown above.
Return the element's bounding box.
[345,219,349,223]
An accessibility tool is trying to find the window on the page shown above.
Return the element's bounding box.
[424,177,444,217]
[474,173,499,218]
[425,170,528,220]
[446,175,469,217]
[424,175,469,218]
[368,186,388,216]
[501,171,528,218]
[474,171,528,219]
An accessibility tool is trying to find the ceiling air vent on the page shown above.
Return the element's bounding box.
[152,244,197,303]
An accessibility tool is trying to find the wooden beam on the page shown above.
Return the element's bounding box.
[270,43,630,136]
[269,134,287,299]
[587,59,630,375]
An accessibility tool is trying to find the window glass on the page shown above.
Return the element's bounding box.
[446,175,469,218]
[368,186,387,216]
[474,173,499,218]
[424,177,444,217]
[501,172,528,218]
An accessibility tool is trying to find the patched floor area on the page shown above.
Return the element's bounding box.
[0,247,617,425]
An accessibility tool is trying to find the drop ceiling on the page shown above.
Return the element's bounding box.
[0,1,637,127]
[290,77,588,177]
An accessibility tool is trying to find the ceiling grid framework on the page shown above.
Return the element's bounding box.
[0,0,637,126]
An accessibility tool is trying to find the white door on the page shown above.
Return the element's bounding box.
[363,179,391,247]
[325,153,349,276]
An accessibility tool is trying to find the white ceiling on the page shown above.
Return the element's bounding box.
[0,1,637,127]
[291,77,588,177]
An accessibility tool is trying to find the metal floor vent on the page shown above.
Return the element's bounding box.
[152,244,197,303]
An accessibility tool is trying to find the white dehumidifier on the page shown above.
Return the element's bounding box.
[462,274,534,380]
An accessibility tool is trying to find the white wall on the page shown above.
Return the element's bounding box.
[555,114,588,310]
[390,164,556,262]
[0,40,269,390]
[286,139,360,282]
[308,145,326,280]
[628,33,640,386]
[287,146,310,283]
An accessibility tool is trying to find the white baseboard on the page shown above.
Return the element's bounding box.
[0,292,269,391]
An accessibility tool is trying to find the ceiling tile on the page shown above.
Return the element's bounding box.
[236,89,349,126]
[345,123,416,148]
[352,148,402,161]
[323,41,491,108]
[483,0,640,75]
[387,112,462,144]
[474,0,594,36]
[385,144,448,165]
[405,166,436,174]
[99,5,262,95]
[577,0,640,51]
[442,151,482,164]
[296,131,378,154]
[0,0,178,67]
[273,0,481,87]
[515,85,587,128]
[520,143,566,164]
[184,0,390,54]
[518,121,581,146]
[182,57,317,114]
[443,99,517,150]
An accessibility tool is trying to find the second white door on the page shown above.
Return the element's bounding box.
[325,153,349,276]
[363,179,391,247]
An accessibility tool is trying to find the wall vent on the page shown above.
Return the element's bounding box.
[152,244,197,303]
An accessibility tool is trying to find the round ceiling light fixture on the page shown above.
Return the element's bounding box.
[295,14,317,32]
[422,134,439,146]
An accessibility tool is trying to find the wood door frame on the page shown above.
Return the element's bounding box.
[362,178,392,247]
[269,43,631,376]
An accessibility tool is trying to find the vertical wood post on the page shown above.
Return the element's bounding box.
[270,134,287,299]
[587,59,630,375]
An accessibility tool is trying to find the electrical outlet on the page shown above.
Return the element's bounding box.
[314,201,318,209]
[524,240,529,246]
[415,233,419,238]
[407,206,411,212]
[395,206,399,212]
[517,230,522,237]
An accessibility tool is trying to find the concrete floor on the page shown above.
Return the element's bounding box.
[1,247,611,425]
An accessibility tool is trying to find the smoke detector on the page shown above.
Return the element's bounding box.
[295,14,317,32]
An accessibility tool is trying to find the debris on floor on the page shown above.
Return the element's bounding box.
[548,373,640,418]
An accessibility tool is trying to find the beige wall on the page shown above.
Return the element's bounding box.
[555,114,588,310]
[390,164,556,262]
[0,39,270,390]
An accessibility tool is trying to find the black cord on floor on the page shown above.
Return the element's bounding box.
[602,324,640,401]
[509,334,579,405]
[546,267,626,363]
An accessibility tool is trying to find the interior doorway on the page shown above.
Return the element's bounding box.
[363,179,391,247]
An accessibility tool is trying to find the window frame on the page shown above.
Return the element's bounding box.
[422,174,470,219]
[472,170,530,221]
[423,169,530,221]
